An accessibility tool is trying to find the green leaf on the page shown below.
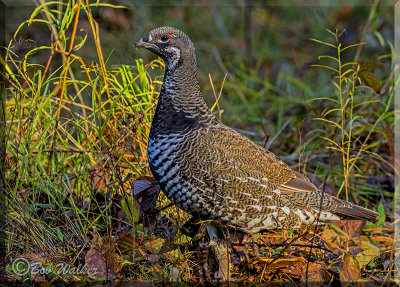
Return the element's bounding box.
[341,42,366,52]
[317,55,339,62]
[329,223,347,236]
[29,1,65,25]
[314,117,343,130]
[375,202,386,227]
[311,64,339,74]
[56,227,64,242]
[323,108,341,117]
[363,141,380,150]
[306,97,339,104]
[320,136,340,148]
[309,38,336,48]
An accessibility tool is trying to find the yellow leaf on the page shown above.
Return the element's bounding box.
[356,240,380,268]
[144,237,165,254]
[163,249,183,263]
[173,231,192,245]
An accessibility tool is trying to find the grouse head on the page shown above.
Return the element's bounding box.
[135,26,195,71]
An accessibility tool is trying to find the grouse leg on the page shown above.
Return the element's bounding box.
[205,223,231,282]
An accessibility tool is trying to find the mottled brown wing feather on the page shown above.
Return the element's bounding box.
[209,126,319,195]
[209,126,295,186]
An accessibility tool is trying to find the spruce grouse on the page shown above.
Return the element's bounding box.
[135,26,379,235]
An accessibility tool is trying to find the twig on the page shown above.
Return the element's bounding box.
[231,242,339,258]
[263,226,314,270]
[353,0,380,63]
[386,239,394,286]
[305,165,331,285]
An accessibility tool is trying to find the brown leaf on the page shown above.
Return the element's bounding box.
[332,220,366,238]
[358,62,384,69]
[359,70,381,93]
[371,235,394,244]
[85,234,120,280]
[286,261,328,282]
[305,262,328,282]
[258,257,301,270]
[89,163,111,191]
[322,228,339,243]
[340,253,360,282]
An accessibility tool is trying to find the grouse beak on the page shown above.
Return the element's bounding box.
[135,38,146,48]
[135,38,156,49]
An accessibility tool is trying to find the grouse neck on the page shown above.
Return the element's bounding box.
[159,56,218,123]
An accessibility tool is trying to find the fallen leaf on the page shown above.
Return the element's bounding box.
[173,231,192,245]
[340,253,360,282]
[286,261,328,282]
[371,235,394,243]
[160,239,178,254]
[350,220,367,236]
[144,237,165,254]
[332,220,366,238]
[85,234,120,280]
[89,163,111,191]
[258,257,302,269]
[356,240,380,269]
[163,249,182,263]
[322,228,339,242]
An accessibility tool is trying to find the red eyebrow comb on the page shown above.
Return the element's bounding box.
[157,33,175,39]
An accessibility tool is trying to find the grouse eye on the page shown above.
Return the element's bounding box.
[160,34,170,42]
